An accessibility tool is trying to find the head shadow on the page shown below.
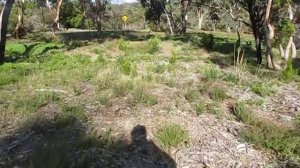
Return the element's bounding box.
[0,114,176,168]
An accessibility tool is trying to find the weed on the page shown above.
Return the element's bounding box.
[195,101,206,116]
[224,73,240,85]
[98,94,112,107]
[245,99,265,106]
[118,37,128,51]
[281,58,298,82]
[294,115,300,129]
[147,36,161,54]
[169,51,178,64]
[131,84,158,106]
[251,82,275,97]
[113,80,134,97]
[203,67,220,81]
[209,87,227,101]
[156,123,188,148]
[185,90,199,102]
[232,102,255,124]
[206,102,220,115]
[153,63,167,74]
[117,57,137,76]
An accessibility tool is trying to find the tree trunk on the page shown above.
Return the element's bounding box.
[0,0,16,63]
[12,1,25,39]
[279,4,296,69]
[264,0,281,70]
[180,0,191,34]
[197,8,205,30]
[164,9,173,34]
[53,0,63,30]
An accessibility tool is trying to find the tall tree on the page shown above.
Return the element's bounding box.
[12,0,25,39]
[0,0,16,63]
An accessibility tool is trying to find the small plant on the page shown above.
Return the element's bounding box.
[156,123,188,148]
[232,102,255,124]
[185,90,199,102]
[195,101,206,115]
[131,84,158,106]
[209,87,227,101]
[294,115,300,128]
[117,58,137,76]
[153,63,167,74]
[251,82,275,97]
[113,80,134,97]
[169,51,178,64]
[206,102,220,115]
[281,58,298,82]
[245,99,265,106]
[118,37,128,51]
[147,36,161,54]
[203,67,220,81]
[224,73,240,85]
[98,94,112,107]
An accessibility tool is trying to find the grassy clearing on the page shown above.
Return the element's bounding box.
[232,102,300,165]
[155,123,188,148]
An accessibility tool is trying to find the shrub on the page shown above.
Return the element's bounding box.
[282,58,298,82]
[156,123,188,148]
[232,102,255,125]
[209,87,227,101]
[147,36,161,54]
[117,58,137,76]
[206,102,220,115]
[203,67,220,81]
[118,37,128,51]
[113,80,134,97]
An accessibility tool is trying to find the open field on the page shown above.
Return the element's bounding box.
[1,31,300,167]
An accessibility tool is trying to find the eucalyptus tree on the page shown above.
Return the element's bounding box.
[0,0,15,63]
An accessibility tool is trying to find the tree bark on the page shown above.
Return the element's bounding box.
[0,0,16,63]
[264,0,281,70]
[180,0,191,34]
[197,8,205,30]
[12,0,25,39]
[53,0,63,30]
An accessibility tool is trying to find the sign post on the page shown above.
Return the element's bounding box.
[122,15,128,30]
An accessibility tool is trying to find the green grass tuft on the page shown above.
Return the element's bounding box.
[251,82,275,97]
[209,87,227,101]
[156,123,188,148]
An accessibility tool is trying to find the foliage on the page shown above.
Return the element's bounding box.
[147,36,161,54]
[209,87,227,101]
[203,67,220,81]
[195,101,206,115]
[131,84,158,106]
[118,37,128,51]
[281,58,298,82]
[156,123,188,148]
[185,90,200,102]
[251,82,275,97]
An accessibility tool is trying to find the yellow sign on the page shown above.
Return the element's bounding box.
[122,15,128,22]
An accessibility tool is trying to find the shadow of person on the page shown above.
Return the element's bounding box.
[0,114,176,168]
[123,125,177,168]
